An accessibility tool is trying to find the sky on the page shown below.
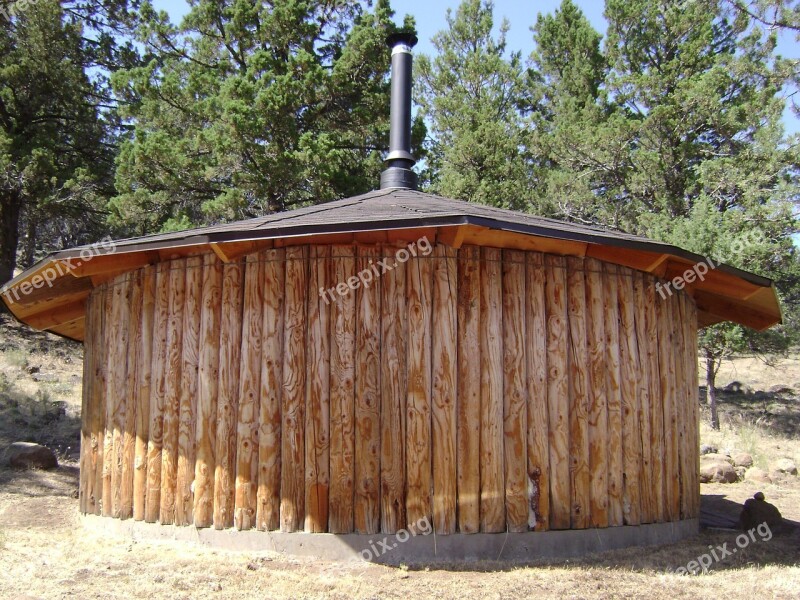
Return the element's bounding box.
[151,0,800,133]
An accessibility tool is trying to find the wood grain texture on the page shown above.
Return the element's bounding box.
[685,298,700,519]
[354,246,381,534]
[92,290,108,515]
[145,263,170,522]
[432,244,458,534]
[584,258,608,528]
[604,263,624,527]
[675,293,690,520]
[617,268,641,526]
[81,292,104,514]
[160,260,186,525]
[281,246,308,532]
[456,245,481,534]
[406,250,433,530]
[257,249,285,531]
[120,270,143,520]
[214,261,244,529]
[176,256,202,526]
[102,285,114,517]
[526,252,549,531]
[645,277,665,522]
[632,272,654,524]
[480,246,505,533]
[380,245,407,534]
[305,246,330,533]
[656,286,678,521]
[235,254,264,530]
[133,266,155,521]
[194,254,222,528]
[545,255,569,530]
[110,274,132,519]
[566,257,590,529]
[502,250,528,532]
[328,246,356,534]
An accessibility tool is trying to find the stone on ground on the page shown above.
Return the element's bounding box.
[2,442,58,470]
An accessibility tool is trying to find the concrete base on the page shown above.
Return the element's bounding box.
[81,514,699,564]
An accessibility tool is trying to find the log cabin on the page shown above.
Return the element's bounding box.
[0,33,781,560]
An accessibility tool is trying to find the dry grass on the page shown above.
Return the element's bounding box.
[0,315,798,599]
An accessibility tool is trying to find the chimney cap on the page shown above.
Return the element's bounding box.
[386,31,418,49]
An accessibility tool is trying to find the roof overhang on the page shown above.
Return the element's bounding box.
[0,214,781,342]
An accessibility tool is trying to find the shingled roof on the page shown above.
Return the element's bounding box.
[0,188,782,340]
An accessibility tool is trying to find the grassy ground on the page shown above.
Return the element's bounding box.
[0,314,798,599]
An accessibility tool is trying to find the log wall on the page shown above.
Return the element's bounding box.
[79,243,700,533]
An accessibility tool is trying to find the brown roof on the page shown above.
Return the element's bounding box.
[0,188,782,340]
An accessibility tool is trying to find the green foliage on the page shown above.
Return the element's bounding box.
[110,0,415,233]
[415,0,530,209]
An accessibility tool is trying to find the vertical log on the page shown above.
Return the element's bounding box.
[329,246,356,534]
[305,246,330,533]
[102,284,114,517]
[618,268,641,525]
[110,273,132,519]
[235,254,264,530]
[656,284,678,521]
[120,270,143,520]
[526,252,549,531]
[456,245,481,534]
[632,271,654,524]
[675,293,690,520]
[194,254,222,528]
[645,277,665,522]
[566,257,590,529]
[406,249,433,530]
[585,258,608,528]
[175,256,202,525]
[380,244,407,534]
[432,244,458,535]
[91,288,108,515]
[214,260,244,529]
[604,263,624,527]
[146,262,170,522]
[257,248,285,531]
[354,246,381,534]
[281,246,308,532]
[502,250,528,532]
[480,246,504,533]
[80,293,99,513]
[545,255,569,530]
[686,298,700,519]
[160,259,186,525]
[133,266,155,521]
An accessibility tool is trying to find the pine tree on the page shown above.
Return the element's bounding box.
[111,0,410,233]
[415,0,529,210]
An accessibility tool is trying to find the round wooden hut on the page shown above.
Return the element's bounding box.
[1,34,781,560]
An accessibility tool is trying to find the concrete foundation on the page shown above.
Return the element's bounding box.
[81,515,699,564]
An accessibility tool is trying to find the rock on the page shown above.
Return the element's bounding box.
[3,442,58,470]
[702,452,733,464]
[734,466,747,480]
[732,452,754,468]
[745,467,772,484]
[700,444,718,455]
[723,381,753,394]
[738,492,784,531]
[770,458,798,476]
[699,458,738,483]
[25,365,40,375]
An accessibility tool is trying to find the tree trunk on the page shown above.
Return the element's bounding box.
[705,354,720,430]
[0,191,21,289]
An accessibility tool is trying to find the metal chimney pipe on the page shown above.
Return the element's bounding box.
[380,32,418,190]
